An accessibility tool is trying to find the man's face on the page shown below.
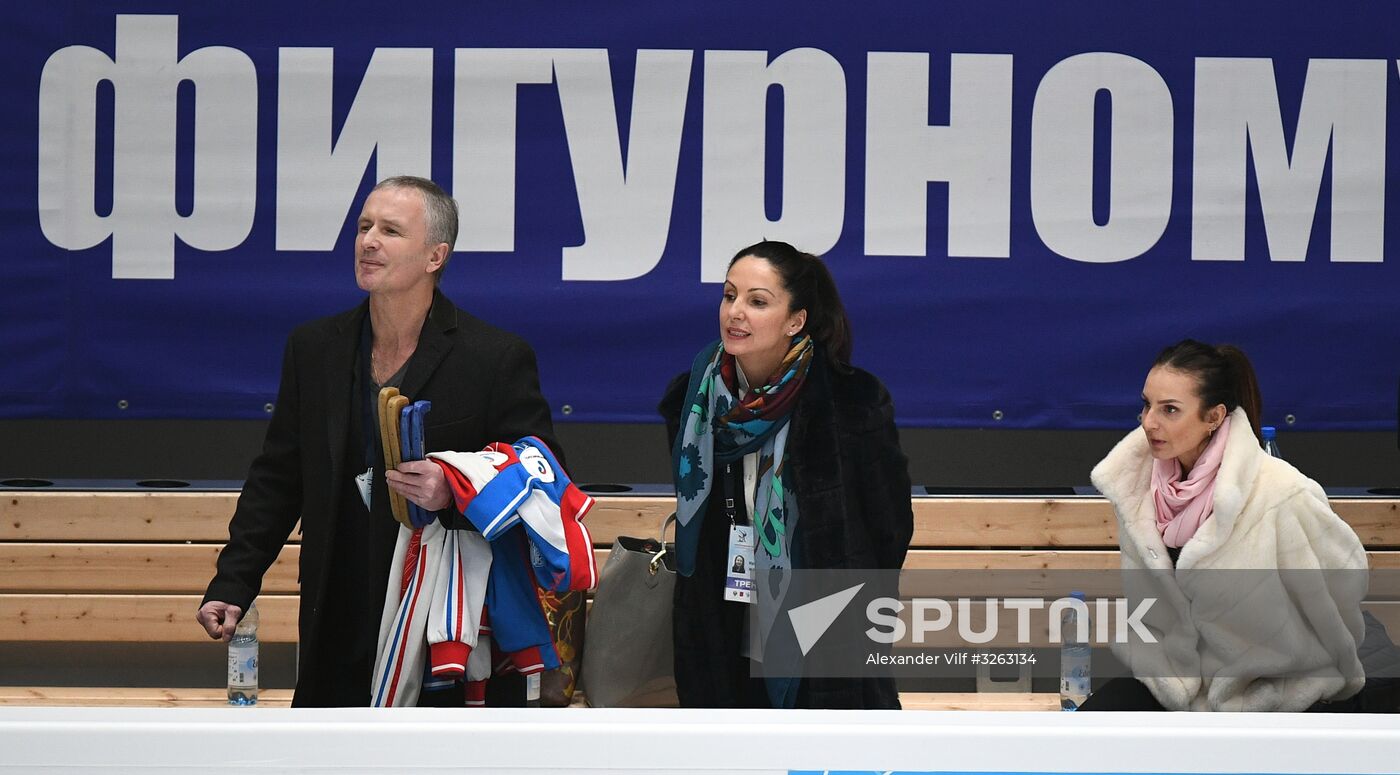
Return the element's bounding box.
[354,187,444,295]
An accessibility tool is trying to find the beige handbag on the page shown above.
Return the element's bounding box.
[581,513,679,707]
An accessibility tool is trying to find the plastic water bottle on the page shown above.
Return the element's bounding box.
[1262,425,1282,458]
[1059,591,1091,711]
[227,604,259,706]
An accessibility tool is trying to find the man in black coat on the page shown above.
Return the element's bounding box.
[197,176,558,706]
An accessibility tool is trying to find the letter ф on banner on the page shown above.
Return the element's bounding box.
[38,14,257,280]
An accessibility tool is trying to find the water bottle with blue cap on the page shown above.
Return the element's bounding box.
[1059,591,1090,710]
[1262,425,1282,458]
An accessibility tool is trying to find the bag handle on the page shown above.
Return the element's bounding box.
[648,512,677,576]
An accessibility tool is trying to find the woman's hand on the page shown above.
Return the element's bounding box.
[386,459,452,512]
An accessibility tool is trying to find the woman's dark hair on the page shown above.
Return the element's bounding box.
[728,240,852,369]
[1152,339,1263,443]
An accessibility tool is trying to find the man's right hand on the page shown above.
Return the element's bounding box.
[196,601,244,642]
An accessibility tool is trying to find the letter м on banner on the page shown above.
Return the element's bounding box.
[38,14,257,280]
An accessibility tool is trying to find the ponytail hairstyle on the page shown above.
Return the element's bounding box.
[728,241,853,371]
[1152,339,1264,444]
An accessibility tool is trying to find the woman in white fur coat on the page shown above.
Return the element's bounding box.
[1081,339,1368,712]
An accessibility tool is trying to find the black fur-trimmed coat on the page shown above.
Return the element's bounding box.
[659,354,914,708]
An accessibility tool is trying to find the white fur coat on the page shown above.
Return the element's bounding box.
[1090,407,1367,711]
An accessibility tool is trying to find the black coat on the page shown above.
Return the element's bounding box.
[659,355,914,708]
[204,290,556,706]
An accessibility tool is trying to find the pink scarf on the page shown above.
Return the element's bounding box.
[1152,415,1231,549]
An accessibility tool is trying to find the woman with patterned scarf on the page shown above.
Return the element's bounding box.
[658,240,914,709]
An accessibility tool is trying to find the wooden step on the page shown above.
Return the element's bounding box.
[0,686,294,707]
[0,686,1055,711]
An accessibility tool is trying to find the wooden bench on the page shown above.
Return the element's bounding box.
[2,490,1396,708]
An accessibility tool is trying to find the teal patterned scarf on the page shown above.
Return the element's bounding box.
[672,336,814,707]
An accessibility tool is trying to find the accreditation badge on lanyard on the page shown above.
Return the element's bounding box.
[724,524,756,604]
[722,458,756,604]
[722,376,760,604]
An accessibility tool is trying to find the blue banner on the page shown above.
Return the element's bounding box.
[4,1,1397,429]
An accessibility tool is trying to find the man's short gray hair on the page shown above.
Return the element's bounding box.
[372,175,460,281]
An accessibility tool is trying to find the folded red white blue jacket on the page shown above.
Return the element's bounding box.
[440,437,598,593]
[371,520,492,707]
[370,437,595,707]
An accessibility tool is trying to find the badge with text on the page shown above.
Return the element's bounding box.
[724,524,756,604]
[355,467,373,510]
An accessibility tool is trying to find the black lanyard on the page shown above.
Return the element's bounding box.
[358,316,379,472]
[722,462,743,526]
